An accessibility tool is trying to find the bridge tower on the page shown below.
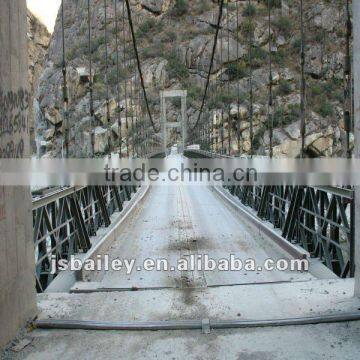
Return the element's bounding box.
[160,90,187,154]
[0,0,36,347]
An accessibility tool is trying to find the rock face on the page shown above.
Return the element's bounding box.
[34,0,351,158]
[27,11,50,153]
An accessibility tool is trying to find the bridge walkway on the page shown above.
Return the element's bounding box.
[6,184,360,359]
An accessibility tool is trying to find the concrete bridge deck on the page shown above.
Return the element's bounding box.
[5,279,360,359]
[75,184,314,291]
[4,184,360,359]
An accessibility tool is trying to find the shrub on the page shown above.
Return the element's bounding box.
[193,1,211,15]
[171,0,189,17]
[273,48,286,66]
[226,62,248,80]
[253,125,266,149]
[251,46,267,67]
[259,0,281,8]
[93,82,107,100]
[142,42,165,59]
[162,31,177,43]
[208,89,234,108]
[136,18,163,39]
[316,99,334,117]
[243,4,257,17]
[275,16,292,37]
[242,19,256,37]
[273,104,300,127]
[276,80,292,96]
[165,51,189,80]
[92,35,106,51]
[311,85,322,96]
[292,38,302,52]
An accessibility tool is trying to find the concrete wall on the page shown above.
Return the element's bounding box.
[0,0,37,347]
[354,0,360,297]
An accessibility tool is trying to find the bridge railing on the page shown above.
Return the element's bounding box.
[227,185,354,278]
[184,148,355,278]
[32,185,139,292]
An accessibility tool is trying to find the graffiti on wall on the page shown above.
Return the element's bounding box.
[0,88,30,158]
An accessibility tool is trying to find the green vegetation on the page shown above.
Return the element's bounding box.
[243,3,257,17]
[276,80,292,96]
[292,37,302,52]
[142,42,166,59]
[273,48,286,66]
[316,99,334,118]
[273,104,301,128]
[241,19,256,37]
[171,0,189,17]
[275,16,292,37]
[193,1,211,15]
[251,47,267,68]
[165,51,189,80]
[208,89,234,108]
[253,125,267,149]
[226,62,248,81]
[308,79,342,117]
[259,0,282,8]
[184,82,202,103]
[66,40,88,62]
[136,18,164,39]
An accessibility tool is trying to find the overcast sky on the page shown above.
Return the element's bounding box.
[27,0,61,32]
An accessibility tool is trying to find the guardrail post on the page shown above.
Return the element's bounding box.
[354,0,360,296]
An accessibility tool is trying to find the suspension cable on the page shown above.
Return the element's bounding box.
[248,0,254,157]
[191,0,225,132]
[268,0,274,158]
[220,10,225,154]
[87,0,95,156]
[236,0,241,156]
[61,0,69,158]
[300,0,306,158]
[104,0,111,155]
[226,1,231,156]
[129,46,134,157]
[344,0,352,158]
[124,0,159,133]
[114,0,122,158]
[122,0,130,157]
[135,61,140,157]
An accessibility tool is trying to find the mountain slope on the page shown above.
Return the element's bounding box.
[35,0,351,158]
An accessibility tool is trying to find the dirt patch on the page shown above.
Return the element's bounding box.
[167,239,192,252]
[171,219,192,230]
[236,239,251,252]
[188,236,215,250]
[174,275,198,305]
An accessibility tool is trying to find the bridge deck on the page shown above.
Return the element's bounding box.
[6,184,360,359]
[12,279,360,359]
[79,184,313,291]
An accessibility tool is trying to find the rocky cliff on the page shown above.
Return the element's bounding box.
[27,10,50,152]
[35,0,351,158]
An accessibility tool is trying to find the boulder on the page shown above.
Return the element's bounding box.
[43,128,55,141]
[140,0,170,15]
[305,45,323,78]
[95,99,118,124]
[45,108,62,125]
[94,127,109,154]
[309,136,334,156]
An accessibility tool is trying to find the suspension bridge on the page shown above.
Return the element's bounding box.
[1,0,360,358]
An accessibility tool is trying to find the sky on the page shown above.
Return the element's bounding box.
[27,0,61,32]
